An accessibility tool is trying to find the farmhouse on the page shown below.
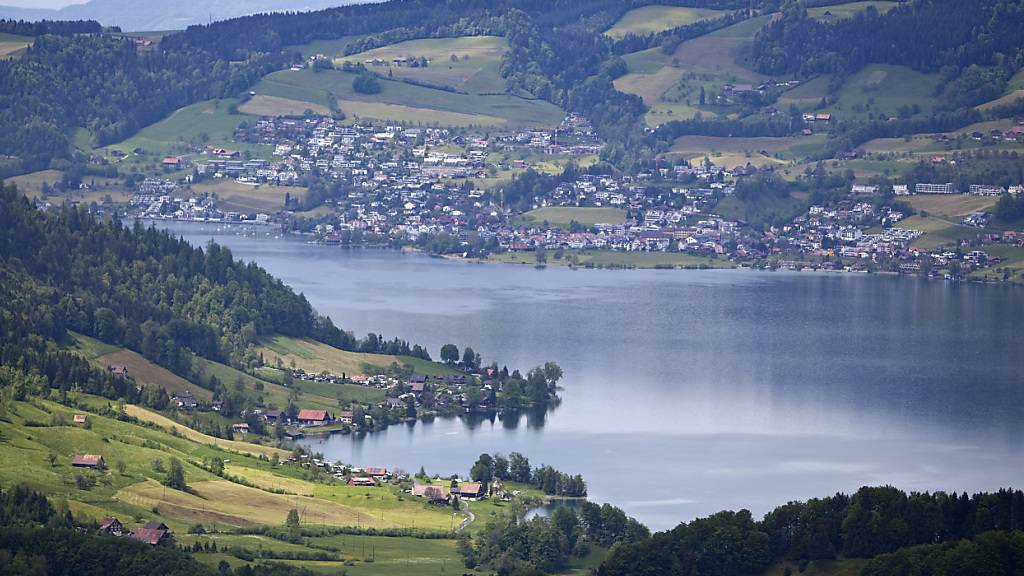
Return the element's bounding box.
[107,365,129,376]
[348,476,377,487]
[130,521,170,546]
[412,483,450,504]
[73,414,87,424]
[296,409,332,426]
[98,517,127,536]
[71,454,105,469]
[231,423,250,434]
[364,466,389,478]
[171,391,198,410]
[457,482,485,500]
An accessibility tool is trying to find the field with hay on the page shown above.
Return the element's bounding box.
[252,68,563,128]
[604,5,728,39]
[239,95,331,117]
[515,206,627,229]
[667,134,826,167]
[807,1,897,21]
[0,32,31,58]
[258,336,460,379]
[187,180,308,214]
[337,35,508,94]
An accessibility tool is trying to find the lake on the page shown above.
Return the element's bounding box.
[162,222,1024,531]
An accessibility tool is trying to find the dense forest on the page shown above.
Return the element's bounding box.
[596,486,1024,576]
[0,183,431,406]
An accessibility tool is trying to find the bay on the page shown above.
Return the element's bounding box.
[161,222,1024,531]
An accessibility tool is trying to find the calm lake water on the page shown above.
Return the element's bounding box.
[161,222,1024,531]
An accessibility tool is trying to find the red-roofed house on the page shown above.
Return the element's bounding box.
[364,466,388,478]
[458,482,485,500]
[130,527,169,545]
[296,409,332,426]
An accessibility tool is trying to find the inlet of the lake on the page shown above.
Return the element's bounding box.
[163,222,1024,531]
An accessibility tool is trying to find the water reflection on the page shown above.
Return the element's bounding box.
[157,222,1024,530]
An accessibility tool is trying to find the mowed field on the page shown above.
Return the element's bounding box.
[668,134,826,167]
[604,5,728,39]
[905,194,998,218]
[671,14,773,82]
[239,95,331,117]
[516,206,627,228]
[188,180,307,214]
[95,99,276,177]
[124,405,289,459]
[780,64,941,119]
[337,35,508,93]
[252,68,563,128]
[7,169,132,204]
[807,1,897,21]
[0,32,31,58]
[258,336,461,379]
[896,215,983,250]
[68,332,212,402]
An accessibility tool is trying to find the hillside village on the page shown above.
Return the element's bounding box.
[102,108,1024,283]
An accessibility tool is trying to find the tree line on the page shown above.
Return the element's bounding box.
[471,452,586,497]
[597,485,1024,575]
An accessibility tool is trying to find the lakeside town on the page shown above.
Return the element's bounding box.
[44,110,1024,283]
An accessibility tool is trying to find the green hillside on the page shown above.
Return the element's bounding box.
[336,35,509,94]
[605,5,728,39]
[252,68,564,128]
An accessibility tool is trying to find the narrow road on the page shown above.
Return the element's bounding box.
[455,498,475,533]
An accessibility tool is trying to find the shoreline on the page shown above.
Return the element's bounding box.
[147,220,1023,287]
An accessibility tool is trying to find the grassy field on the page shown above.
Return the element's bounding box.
[604,5,727,39]
[615,15,774,127]
[668,134,825,167]
[668,15,773,84]
[337,36,508,94]
[67,332,212,401]
[253,68,563,128]
[515,207,627,229]
[337,99,507,127]
[905,195,998,218]
[124,405,289,459]
[896,215,983,250]
[807,1,897,21]
[95,99,275,176]
[488,250,735,269]
[781,64,941,120]
[0,32,31,58]
[969,245,1024,283]
[258,336,461,379]
[289,34,369,60]
[239,95,331,117]
[6,169,132,204]
[187,180,307,214]
[0,392,567,575]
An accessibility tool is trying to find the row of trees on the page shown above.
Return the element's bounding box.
[470,452,586,497]
[460,500,648,574]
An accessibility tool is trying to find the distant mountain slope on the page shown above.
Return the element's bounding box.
[0,0,373,31]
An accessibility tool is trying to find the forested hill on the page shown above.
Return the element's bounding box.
[0,183,360,399]
[597,486,1024,576]
[4,0,1024,177]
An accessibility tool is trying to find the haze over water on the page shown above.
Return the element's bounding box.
[165,222,1024,531]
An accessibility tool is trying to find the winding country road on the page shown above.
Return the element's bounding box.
[456,498,475,533]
